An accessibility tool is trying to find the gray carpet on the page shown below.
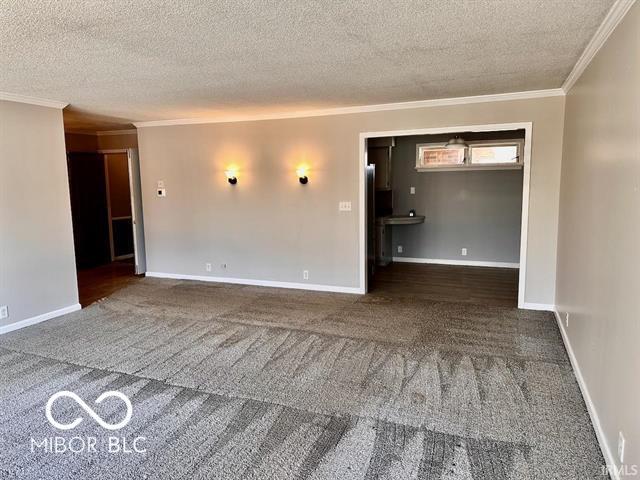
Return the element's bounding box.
[0,278,606,479]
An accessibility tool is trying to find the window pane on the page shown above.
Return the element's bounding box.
[470,145,519,164]
[419,148,465,167]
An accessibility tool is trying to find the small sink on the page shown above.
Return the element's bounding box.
[380,215,425,226]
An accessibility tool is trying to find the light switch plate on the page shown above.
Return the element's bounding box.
[339,201,352,212]
[157,188,166,197]
[410,187,415,194]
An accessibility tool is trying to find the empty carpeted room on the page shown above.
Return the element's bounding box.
[1,1,638,479]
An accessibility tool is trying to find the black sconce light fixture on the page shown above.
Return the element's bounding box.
[296,166,309,184]
[225,169,238,185]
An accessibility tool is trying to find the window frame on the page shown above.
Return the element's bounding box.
[467,139,524,168]
[415,138,524,172]
[415,142,465,170]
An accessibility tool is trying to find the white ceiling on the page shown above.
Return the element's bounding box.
[1,0,613,130]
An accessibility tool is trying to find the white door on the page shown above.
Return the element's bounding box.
[127,148,147,274]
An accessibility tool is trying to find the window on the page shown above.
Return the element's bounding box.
[416,145,465,169]
[415,139,523,172]
[468,141,523,166]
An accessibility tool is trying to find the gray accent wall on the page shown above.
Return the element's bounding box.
[391,135,523,264]
[0,101,79,329]
[556,3,639,472]
[138,95,565,304]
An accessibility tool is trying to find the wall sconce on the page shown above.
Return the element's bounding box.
[225,169,237,185]
[296,166,309,184]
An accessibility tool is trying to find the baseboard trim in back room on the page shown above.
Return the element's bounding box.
[392,257,520,269]
[145,272,365,294]
[0,303,81,335]
[554,310,620,480]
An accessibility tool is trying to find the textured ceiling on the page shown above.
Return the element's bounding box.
[1,0,613,130]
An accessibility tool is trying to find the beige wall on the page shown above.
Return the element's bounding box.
[0,101,79,329]
[556,3,640,473]
[138,95,565,303]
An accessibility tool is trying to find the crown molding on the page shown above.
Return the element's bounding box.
[0,91,68,109]
[562,0,636,93]
[96,129,137,136]
[134,88,564,128]
[65,128,137,136]
[64,130,96,136]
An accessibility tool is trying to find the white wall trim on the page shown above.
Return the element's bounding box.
[0,91,68,109]
[521,302,555,311]
[392,257,519,269]
[66,129,138,136]
[562,0,636,93]
[96,129,138,136]
[134,89,563,128]
[360,122,533,309]
[65,130,97,136]
[554,310,620,479]
[145,272,365,294]
[518,124,533,309]
[0,304,81,335]
[97,149,129,154]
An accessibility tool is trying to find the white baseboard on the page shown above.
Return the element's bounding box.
[554,310,619,479]
[392,257,519,269]
[0,303,81,335]
[145,272,365,294]
[521,302,555,311]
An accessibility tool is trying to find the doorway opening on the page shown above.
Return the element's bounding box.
[66,148,146,306]
[360,123,532,308]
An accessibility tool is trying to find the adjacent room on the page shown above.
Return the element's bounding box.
[63,128,145,306]
[1,1,638,479]
[366,129,525,307]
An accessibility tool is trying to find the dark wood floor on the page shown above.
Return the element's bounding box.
[370,262,519,307]
[77,261,517,308]
[77,260,140,307]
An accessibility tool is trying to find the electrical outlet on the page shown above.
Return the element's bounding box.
[565,312,570,328]
[205,263,212,272]
[397,245,403,253]
[338,201,352,212]
[220,263,227,270]
[410,187,415,195]
[461,248,467,256]
[0,305,8,320]
[303,270,309,280]
[618,431,625,463]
